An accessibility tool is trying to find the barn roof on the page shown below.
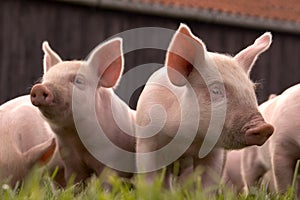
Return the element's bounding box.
[134,0,300,23]
[56,0,300,33]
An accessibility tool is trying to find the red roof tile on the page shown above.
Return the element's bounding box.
[133,0,300,23]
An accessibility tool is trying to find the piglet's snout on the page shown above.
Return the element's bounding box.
[245,122,274,146]
[30,84,54,107]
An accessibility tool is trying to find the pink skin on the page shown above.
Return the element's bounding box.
[242,86,300,194]
[135,24,274,189]
[223,150,276,193]
[0,95,57,187]
[222,150,244,192]
[30,39,136,184]
[241,143,270,193]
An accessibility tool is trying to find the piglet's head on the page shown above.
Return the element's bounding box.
[165,24,273,149]
[30,38,124,129]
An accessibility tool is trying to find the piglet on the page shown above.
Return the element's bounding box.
[242,85,300,194]
[0,95,57,187]
[30,38,136,184]
[135,24,274,189]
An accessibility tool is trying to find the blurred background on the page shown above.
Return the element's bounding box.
[1,0,300,108]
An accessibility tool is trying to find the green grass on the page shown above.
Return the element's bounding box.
[0,166,298,200]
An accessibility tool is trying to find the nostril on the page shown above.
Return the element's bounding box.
[43,92,48,99]
[252,132,260,136]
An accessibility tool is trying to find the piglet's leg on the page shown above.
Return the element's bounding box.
[136,137,159,184]
[193,148,225,190]
[177,156,194,184]
[241,147,267,194]
[272,151,296,193]
[242,163,266,193]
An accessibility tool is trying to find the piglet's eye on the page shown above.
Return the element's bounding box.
[73,75,86,90]
[75,77,84,85]
[211,88,221,95]
[209,85,225,102]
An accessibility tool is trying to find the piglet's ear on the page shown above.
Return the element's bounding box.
[234,32,272,75]
[87,38,124,88]
[42,41,62,74]
[166,23,206,86]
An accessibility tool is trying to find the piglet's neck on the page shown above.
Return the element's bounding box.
[95,87,135,135]
[50,124,77,137]
[96,87,113,109]
[95,87,131,123]
[94,88,118,127]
